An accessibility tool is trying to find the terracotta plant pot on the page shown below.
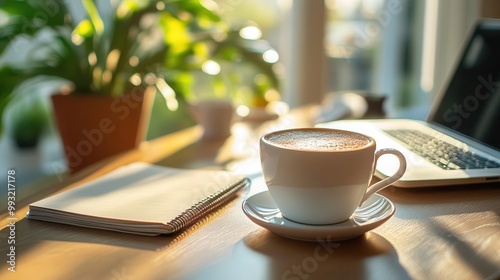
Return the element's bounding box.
[51,89,154,173]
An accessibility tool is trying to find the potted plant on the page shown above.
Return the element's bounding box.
[0,0,280,171]
[0,0,224,172]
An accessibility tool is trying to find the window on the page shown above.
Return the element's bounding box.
[221,0,484,118]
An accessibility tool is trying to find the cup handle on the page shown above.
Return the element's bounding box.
[360,148,407,205]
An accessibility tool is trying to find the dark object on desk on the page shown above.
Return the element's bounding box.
[28,163,250,235]
[316,91,387,123]
[315,91,368,123]
[362,95,387,119]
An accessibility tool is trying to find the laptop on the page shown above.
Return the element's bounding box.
[318,19,500,188]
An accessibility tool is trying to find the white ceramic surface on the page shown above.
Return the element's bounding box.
[260,128,406,224]
[242,191,395,242]
[189,100,234,140]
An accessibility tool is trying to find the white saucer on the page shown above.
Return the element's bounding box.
[242,191,395,242]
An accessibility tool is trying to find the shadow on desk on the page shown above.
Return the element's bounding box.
[381,182,500,218]
[10,219,174,251]
[185,230,411,280]
[427,221,499,279]
[2,197,235,253]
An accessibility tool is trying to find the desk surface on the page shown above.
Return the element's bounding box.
[1,106,499,280]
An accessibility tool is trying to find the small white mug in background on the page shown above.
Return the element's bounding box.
[189,100,234,140]
[260,128,406,225]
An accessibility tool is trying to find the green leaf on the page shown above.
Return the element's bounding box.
[73,19,94,38]
[0,95,11,136]
[116,0,150,19]
[161,12,191,57]
[0,0,69,53]
[82,0,104,35]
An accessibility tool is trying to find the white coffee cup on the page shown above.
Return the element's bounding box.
[189,100,234,140]
[260,128,406,225]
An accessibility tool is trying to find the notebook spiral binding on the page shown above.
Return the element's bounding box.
[167,178,251,233]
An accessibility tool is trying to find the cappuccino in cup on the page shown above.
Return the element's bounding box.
[264,129,372,151]
[260,128,406,225]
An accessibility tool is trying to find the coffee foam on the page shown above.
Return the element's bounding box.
[265,130,372,151]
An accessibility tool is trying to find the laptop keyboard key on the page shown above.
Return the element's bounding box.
[384,129,500,170]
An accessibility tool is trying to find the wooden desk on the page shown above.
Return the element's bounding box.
[1,107,499,280]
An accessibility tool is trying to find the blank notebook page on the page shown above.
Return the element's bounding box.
[30,162,244,225]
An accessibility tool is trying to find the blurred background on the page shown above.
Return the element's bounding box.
[1,0,499,188]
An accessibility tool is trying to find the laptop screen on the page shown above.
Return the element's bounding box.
[430,20,500,151]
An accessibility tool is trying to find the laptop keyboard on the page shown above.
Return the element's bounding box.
[384,129,500,170]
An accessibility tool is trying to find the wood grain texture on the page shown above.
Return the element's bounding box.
[1,106,499,280]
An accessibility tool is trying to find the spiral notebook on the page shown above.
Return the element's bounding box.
[27,162,250,236]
